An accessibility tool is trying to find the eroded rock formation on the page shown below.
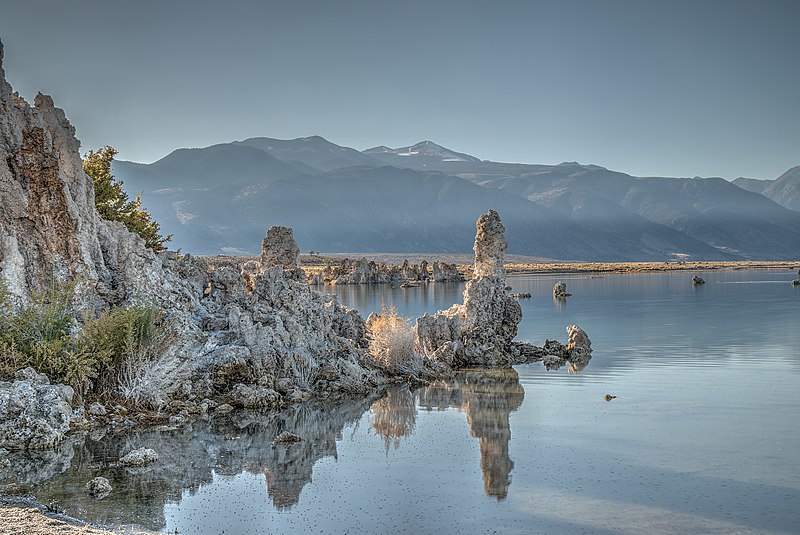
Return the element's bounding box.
[309,257,462,285]
[553,281,571,298]
[0,38,590,445]
[414,210,591,372]
[414,210,524,367]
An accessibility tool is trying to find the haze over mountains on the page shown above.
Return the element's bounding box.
[112,137,800,261]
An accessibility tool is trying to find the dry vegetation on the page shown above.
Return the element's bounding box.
[366,304,421,375]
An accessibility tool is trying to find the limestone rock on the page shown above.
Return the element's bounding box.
[87,402,107,417]
[566,324,592,360]
[0,368,76,450]
[86,476,112,498]
[414,210,523,367]
[119,447,158,466]
[261,226,305,282]
[473,210,507,279]
[310,257,462,285]
[553,281,571,298]
[431,261,462,283]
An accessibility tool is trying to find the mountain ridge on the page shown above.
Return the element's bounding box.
[112,136,800,260]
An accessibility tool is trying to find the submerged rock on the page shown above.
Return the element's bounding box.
[692,275,706,285]
[273,431,303,445]
[85,476,112,498]
[118,447,158,467]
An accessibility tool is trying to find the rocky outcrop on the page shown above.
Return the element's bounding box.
[692,275,705,285]
[0,368,77,450]
[414,210,591,371]
[0,39,589,440]
[553,281,571,298]
[309,257,462,285]
[414,210,524,367]
[431,261,461,282]
[261,226,305,282]
[0,39,384,412]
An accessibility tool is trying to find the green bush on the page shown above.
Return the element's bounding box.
[0,278,166,400]
[83,146,171,253]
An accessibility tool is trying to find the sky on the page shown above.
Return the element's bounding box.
[0,0,798,179]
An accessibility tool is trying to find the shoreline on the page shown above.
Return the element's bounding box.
[0,496,113,534]
[502,260,800,276]
[206,255,800,280]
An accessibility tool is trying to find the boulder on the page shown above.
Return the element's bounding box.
[0,368,76,450]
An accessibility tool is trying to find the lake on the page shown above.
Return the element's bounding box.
[3,270,799,534]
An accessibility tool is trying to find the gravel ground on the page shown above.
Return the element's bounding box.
[0,497,110,535]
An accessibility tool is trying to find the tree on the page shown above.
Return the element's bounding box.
[82,146,171,253]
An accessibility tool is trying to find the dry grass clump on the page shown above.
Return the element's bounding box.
[366,304,421,375]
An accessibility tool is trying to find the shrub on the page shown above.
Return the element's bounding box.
[82,146,171,253]
[366,304,421,375]
[0,278,168,401]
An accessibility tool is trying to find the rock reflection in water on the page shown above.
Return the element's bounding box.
[3,393,379,530]
[371,369,525,500]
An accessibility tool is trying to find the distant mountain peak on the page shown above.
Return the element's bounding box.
[365,140,480,163]
[364,145,393,153]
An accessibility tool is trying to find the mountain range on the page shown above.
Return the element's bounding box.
[112,137,800,260]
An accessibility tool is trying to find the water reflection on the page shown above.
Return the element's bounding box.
[3,394,379,530]
[373,369,525,500]
[370,386,417,452]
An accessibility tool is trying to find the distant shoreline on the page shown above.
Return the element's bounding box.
[204,255,799,279]
[503,260,800,276]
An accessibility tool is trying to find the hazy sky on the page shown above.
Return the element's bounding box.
[1,0,798,179]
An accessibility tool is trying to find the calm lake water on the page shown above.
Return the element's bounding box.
[3,270,799,534]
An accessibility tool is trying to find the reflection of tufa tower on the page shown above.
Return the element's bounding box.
[419,368,524,500]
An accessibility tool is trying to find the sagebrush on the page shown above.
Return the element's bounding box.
[0,278,169,401]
